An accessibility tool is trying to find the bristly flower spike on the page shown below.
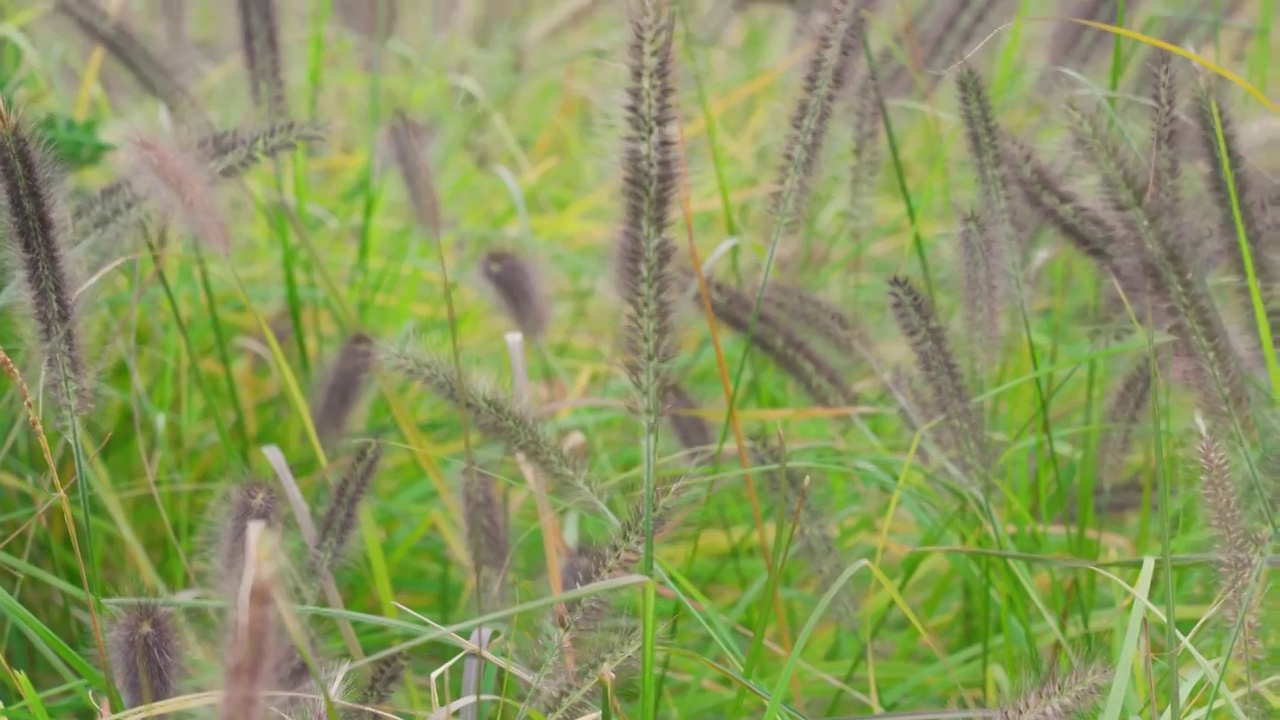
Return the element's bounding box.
[479,249,551,341]
[311,332,376,446]
[108,601,182,710]
[615,0,679,411]
[0,98,91,416]
[771,0,870,232]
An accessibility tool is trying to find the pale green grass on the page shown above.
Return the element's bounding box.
[0,1,1276,719]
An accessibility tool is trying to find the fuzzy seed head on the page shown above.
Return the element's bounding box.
[462,464,509,572]
[108,601,182,710]
[995,660,1112,720]
[122,133,230,255]
[217,480,282,597]
[772,0,868,229]
[479,249,550,340]
[312,332,376,446]
[887,275,985,479]
[316,440,382,571]
[615,1,680,418]
[0,101,90,417]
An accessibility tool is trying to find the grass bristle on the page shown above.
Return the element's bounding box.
[107,601,182,710]
[71,121,324,248]
[956,64,1018,323]
[615,0,679,418]
[0,100,91,417]
[53,0,207,127]
[1193,73,1280,337]
[771,0,869,230]
[887,274,986,479]
[1195,430,1264,660]
[385,112,443,238]
[315,440,383,573]
[217,480,282,598]
[479,248,551,341]
[235,0,288,119]
[1096,358,1154,482]
[119,132,231,255]
[355,651,406,715]
[311,332,376,446]
[993,660,1112,720]
[462,463,509,575]
[695,271,857,407]
[661,383,715,462]
[380,344,590,497]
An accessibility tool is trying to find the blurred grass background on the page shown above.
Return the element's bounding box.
[0,0,1276,717]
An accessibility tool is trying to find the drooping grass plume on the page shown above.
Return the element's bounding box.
[235,0,288,119]
[311,332,376,446]
[462,464,509,575]
[478,249,550,341]
[107,601,182,710]
[119,132,230,255]
[53,0,208,128]
[878,0,1004,99]
[887,275,986,479]
[385,113,443,239]
[694,271,857,407]
[847,65,882,244]
[1096,358,1154,482]
[1196,430,1264,659]
[314,440,382,573]
[661,383,715,462]
[757,279,872,361]
[1149,55,1180,193]
[957,65,1019,325]
[1069,98,1252,429]
[0,100,90,417]
[216,480,282,599]
[220,521,279,720]
[1192,74,1280,336]
[770,0,868,231]
[380,344,590,498]
[196,121,327,179]
[71,121,325,249]
[992,660,1112,720]
[615,0,679,422]
[1046,0,1135,74]
[959,210,999,364]
[1001,131,1119,273]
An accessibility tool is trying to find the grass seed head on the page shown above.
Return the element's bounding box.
[0,100,91,417]
[479,248,551,341]
[107,601,182,710]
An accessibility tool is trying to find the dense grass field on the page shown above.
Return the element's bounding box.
[0,0,1276,717]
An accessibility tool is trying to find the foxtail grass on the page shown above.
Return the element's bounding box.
[235,0,288,119]
[614,1,680,600]
[311,333,376,447]
[107,601,182,711]
[1195,430,1264,665]
[380,344,593,500]
[0,99,90,417]
[887,275,987,481]
[992,660,1111,720]
[697,271,857,408]
[480,249,551,341]
[54,0,209,128]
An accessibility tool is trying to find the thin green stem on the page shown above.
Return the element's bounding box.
[193,242,250,465]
